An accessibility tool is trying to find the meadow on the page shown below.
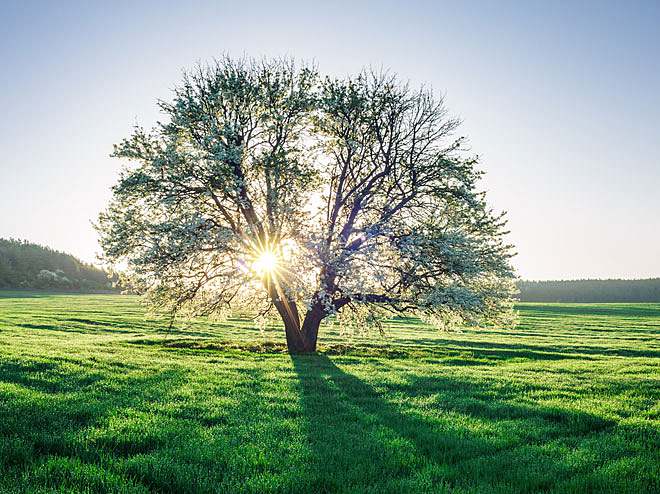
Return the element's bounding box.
[0,292,658,493]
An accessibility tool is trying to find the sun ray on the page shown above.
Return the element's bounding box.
[252,249,278,277]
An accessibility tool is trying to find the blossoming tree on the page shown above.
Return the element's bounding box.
[98,57,516,352]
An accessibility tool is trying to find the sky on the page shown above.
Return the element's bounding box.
[1,0,659,280]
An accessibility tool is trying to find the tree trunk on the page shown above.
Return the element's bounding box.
[266,280,309,353]
[270,286,327,353]
[273,297,307,353]
[300,301,325,352]
[283,318,307,353]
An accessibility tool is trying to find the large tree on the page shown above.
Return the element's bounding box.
[98,57,516,352]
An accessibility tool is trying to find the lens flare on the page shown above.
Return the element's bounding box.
[252,249,278,277]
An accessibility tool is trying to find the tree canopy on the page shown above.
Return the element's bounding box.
[98,57,516,352]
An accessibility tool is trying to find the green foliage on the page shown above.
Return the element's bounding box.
[519,279,660,303]
[0,238,115,291]
[0,292,658,492]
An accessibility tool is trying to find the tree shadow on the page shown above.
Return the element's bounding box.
[290,354,634,493]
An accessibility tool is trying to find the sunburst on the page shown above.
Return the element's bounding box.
[251,247,279,277]
[241,233,295,284]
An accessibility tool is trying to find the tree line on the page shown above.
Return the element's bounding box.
[0,238,116,291]
[517,279,660,303]
[3,237,657,302]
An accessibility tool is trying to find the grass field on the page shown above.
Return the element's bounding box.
[0,292,658,493]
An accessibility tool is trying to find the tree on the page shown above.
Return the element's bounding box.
[98,56,516,353]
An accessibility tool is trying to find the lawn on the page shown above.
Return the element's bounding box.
[0,292,658,493]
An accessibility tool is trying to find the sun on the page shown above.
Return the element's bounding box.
[252,249,279,277]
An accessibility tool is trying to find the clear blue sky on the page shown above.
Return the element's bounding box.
[1,0,659,280]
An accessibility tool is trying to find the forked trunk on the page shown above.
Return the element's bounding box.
[275,304,325,353]
[272,290,325,353]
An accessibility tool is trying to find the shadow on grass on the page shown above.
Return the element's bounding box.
[0,291,57,299]
[393,336,660,359]
[0,291,118,299]
[0,350,654,493]
[15,321,146,335]
[290,354,623,493]
[518,304,660,319]
[0,361,105,394]
[0,360,188,491]
[15,319,235,338]
[6,363,268,491]
[127,334,659,361]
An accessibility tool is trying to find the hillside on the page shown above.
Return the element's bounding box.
[0,238,116,291]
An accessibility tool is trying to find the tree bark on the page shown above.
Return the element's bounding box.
[267,279,308,353]
[283,318,308,353]
[300,301,325,352]
[270,285,327,353]
[272,297,308,353]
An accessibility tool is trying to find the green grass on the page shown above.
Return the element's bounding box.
[0,292,658,493]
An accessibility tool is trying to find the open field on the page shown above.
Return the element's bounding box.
[0,292,658,493]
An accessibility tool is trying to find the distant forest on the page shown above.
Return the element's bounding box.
[0,238,116,291]
[2,237,658,301]
[518,279,660,303]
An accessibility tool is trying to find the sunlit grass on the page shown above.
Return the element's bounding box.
[0,292,658,493]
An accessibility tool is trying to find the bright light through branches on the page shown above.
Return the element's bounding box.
[252,249,279,277]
